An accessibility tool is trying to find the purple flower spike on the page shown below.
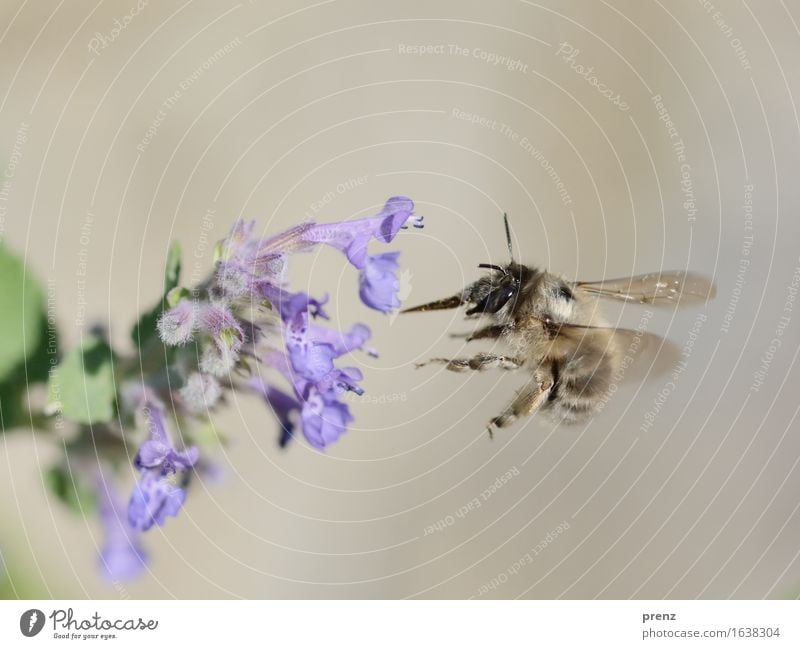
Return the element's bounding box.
[156,299,196,345]
[172,197,417,453]
[77,196,424,581]
[97,477,147,581]
[359,251,402,312]
[128,470,187,532]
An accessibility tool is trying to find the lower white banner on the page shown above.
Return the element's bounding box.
[0,600,796,647]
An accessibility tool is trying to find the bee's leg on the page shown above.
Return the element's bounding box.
[415,353,522,372]
[488,373,554,435]
[449,325,505,342]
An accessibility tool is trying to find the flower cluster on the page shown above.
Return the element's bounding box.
[102,196,420,580]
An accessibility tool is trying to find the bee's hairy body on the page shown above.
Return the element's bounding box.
[466,262,620,426]
[404,215,712,434]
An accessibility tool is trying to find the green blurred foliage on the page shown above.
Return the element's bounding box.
[46,465,97,515]
[0,244,44,378]
[47,336,116,425]
[0,244,53,430]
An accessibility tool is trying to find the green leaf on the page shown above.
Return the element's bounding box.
[47,336,115,424]
[213,240,226,264]
[130,305,161,349]
[45,465,97,514]
[0,245,55,431]
[0,320,55,431]
[166,286,190,308]
[164,241,182,294]
[0,245,46,380]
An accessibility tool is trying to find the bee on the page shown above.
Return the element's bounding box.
[403,215,715,435]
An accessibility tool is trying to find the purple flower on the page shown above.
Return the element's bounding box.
[198,303,244,350]
[259,285,330,322]
[156,299,196,345]
[194,303,245,376]
[124,386,198,532]
[215,220,315,298]
[280,300,368,396]
[312,366,364,399]
[299,196,420,269]
[97,477,147,581]
[218,219,257,258]
[254,377,355,450]
[307,322,370,356]
[134,400,199,475]
[250,290,365,450]
[359,252,402,312]
[276,292,369,367]
[128,470,187,532]
[300,391,353,448]
[253,381,300,448]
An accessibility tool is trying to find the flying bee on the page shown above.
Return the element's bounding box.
[403,215,715,435]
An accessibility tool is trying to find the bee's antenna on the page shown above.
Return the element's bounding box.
[504,213,514,262]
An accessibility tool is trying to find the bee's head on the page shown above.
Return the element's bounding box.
[464,262,532,316]
[401,213,535,316]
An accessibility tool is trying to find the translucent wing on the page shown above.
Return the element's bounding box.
[525,317,681,384]
[575,271,715,305]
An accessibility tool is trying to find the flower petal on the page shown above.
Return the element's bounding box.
[359,252,402,312]
[300,392,353,449]
[128,471,187,532]
[299,196,416,269]
[308,322,371,357]
[252,380,302,447]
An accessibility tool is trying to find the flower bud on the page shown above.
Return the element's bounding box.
[156,299,196,345]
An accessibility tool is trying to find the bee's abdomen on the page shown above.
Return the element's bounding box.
[544,354,617,424]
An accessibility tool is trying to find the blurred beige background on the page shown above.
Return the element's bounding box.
[1,0,800,598]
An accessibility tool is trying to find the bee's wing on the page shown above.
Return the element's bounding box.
[554,321,682,384]
[575,271,715,305]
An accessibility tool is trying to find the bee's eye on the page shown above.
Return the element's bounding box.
[466,285,517,315]
[553,285,573,301]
